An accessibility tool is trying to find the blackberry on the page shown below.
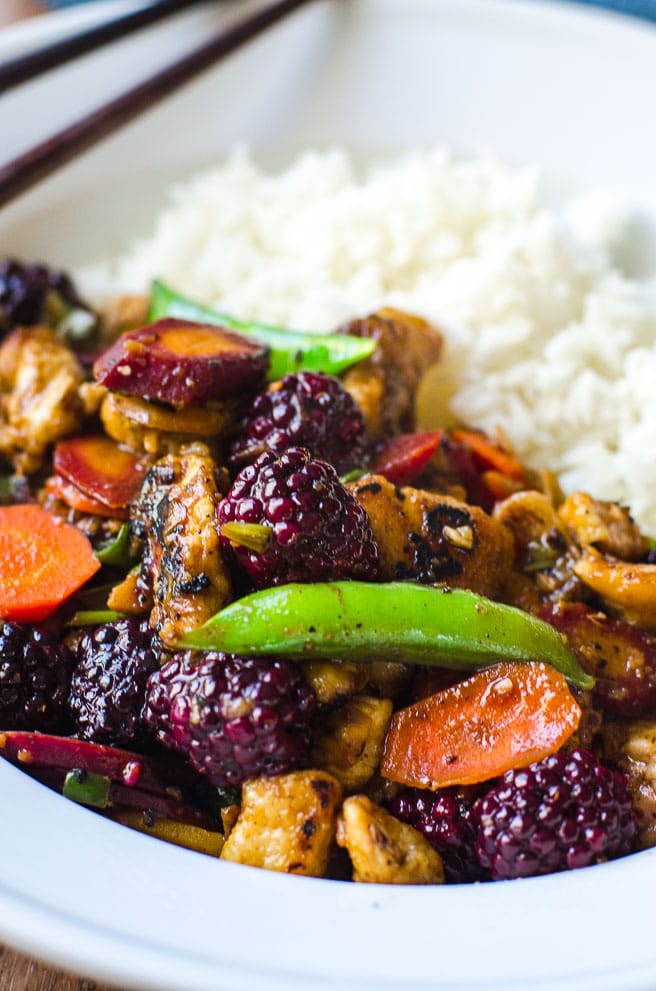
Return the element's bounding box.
[218,446,379,588]
[390,787,487,883]
[474,749,636,880]
[0,257,93,335]
[69,619,159,745]
[231,371,365,474]
[144,651,316,787]
[0,622,73,731]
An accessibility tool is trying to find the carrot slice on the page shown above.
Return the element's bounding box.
[480,469,524,501]
[368,430,443,486]
[451,429,526,482]
[381,661,581,790]
[45,476,129,520]
[0,504,100,622]
[53,435,148,510]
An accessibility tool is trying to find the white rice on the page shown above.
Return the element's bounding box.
[81,147,656,534]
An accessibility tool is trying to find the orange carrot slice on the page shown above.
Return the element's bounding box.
[0,504,100,622]
[451,429,526,482]
[53,435,148,510]
[480,469,524,501]
[45,476,129,520]
[381,661,581,790]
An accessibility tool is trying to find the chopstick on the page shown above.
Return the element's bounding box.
[0,0,212,96]
[0,0,318,211]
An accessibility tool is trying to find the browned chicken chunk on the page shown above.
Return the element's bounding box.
[132,443,232,645]
[301,660,370,705]
[336,795,444,884]
[600,721,656,850]
[0,326,84,472]
[221,770,343,876]
[339,308,443,439]
[558,491,647,561]
[349,473,513,598]
[311,695,393,792]
[493,490,585,607]
[573,549,656,630]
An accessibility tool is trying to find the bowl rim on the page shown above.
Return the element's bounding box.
[2,3,656,991]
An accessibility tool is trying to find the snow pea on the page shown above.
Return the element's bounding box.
[66,609,128,627]
[148,280,375,380]
[63,770,110,809]
[95,523,134,568]
[178,581,594,690]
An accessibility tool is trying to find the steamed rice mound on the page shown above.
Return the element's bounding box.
[87,147,656,534]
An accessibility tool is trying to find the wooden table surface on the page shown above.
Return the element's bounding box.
[0,946,125,991]
[0,3,125,986]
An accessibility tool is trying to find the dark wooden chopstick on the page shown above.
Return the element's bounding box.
[0,0,318,211]
[0,0,211,96]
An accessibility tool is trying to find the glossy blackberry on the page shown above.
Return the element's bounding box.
[231,371,365,474]
[473,749,636,881]
[218,446,379,588]
[391,787,487,883]
[69,619,159,745]
[0,622,73,731]
[144,651,316,787]
[0,257,92,334]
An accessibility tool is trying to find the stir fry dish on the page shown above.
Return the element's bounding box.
[1,257,654,885]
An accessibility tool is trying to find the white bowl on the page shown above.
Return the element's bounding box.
[1,2,656,989]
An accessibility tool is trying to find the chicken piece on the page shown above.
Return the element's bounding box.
[498,569,543,613]
[366,660,412,701]
[558,492,647,561]
[135,444,232,645]
[599,721,656,849]
[336,795,444,884]
[109,461,176,617]
[493,490,586,605]
[494,490,565,551]
[221,770,342,876]
[0,326,84,473]
[311,696,393,792]
[107,569,151,616]
[301,660,369,705]
[339,308,443,440]
[153,447,232,645]
[349,473,512,598]
[573,548,656,630]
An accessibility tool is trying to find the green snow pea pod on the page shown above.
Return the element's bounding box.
[148,280,375,380]
[63,770,111,809]
[66,609,128,627]
[95,523,135,568]
[178,581,593,690]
